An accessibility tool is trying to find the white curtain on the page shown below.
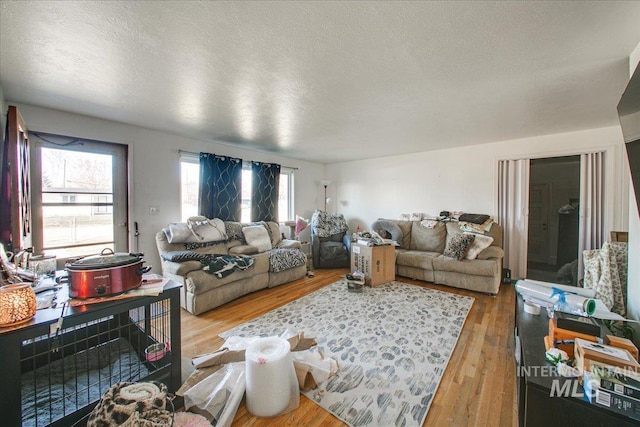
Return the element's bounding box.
[578,151,605,279]
[498,159,530,279]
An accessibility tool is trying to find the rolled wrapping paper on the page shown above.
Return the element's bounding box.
[515,280,596,316]
[245,337,299,417]
[522,279,596,298]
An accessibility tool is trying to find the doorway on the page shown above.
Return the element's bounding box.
[526,156,581,285]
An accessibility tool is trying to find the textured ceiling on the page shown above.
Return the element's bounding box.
[1,1,639,163]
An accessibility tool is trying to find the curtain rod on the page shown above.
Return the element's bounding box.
[178,149,299,170]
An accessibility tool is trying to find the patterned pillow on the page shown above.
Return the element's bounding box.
[161,251,207,262]
[443,233,475,260]
[224,221,245,242]
[269,248,306,272]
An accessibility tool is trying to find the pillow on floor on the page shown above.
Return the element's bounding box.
[242,225,272,252]
[443,233,475,260]
[464,232,494,260]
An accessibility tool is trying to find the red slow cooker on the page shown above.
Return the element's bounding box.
[65,249,151,298]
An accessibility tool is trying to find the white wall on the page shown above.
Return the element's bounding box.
[12,103,326,273]
[626,43,640,341]
[326,126,628,235]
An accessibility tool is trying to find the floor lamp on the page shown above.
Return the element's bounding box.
[320,180,331,211]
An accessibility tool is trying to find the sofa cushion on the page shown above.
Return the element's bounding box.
[443,233,475,260]
[229,245,259,255]
[276,239,302,249]
[161,251,207,262]
[319,232,346,242]
[396,250,439,270]
[394,221,413,249]
[319,241,349,264]
[464,232,494,260]
[433,255,499,277]
[242,225,273,252]
[162,260,203,276]
[410,221,446,253]
[184,253,269,294]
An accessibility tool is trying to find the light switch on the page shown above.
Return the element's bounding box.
[149,206,160,215]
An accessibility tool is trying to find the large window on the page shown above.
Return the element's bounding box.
[31,134,129,261]
[180,156,293,222]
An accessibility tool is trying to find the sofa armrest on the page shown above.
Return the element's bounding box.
[229,245,259,255]
[476,246,504,260]
[162,260,202,276]
[276,239,302,250]
[342,234,352,253]
[311,234,320,267]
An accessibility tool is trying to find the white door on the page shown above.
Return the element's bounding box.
[31,135,129,262]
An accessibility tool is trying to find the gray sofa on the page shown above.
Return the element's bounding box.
[373,220,504,295]
[156,221,307,315]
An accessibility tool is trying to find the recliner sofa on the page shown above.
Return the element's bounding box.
[373,220,504,295]
[310,210,351,268]
[156,220,307,315]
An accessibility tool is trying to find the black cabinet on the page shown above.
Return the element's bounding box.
[514,294,636,427]
[0,280,182,427]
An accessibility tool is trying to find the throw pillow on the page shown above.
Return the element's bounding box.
[464,232,494,260]
[443,233,475,260]
[224,221,245,242]
[242,225,272,252]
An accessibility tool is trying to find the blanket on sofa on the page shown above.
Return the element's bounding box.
[269,248,306,272]
[201,255,255,279]
[311,210,348,238]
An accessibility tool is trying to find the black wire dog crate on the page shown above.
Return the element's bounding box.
[0,281,181,427]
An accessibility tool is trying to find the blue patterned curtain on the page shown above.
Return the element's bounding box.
[198,153,242,221]
[251,162,281,222]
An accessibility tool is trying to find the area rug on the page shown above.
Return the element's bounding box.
[220,280,474,427]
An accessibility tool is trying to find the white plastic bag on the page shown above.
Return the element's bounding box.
[183,362,246,427]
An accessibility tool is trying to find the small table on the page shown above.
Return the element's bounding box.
[350,243,396,286]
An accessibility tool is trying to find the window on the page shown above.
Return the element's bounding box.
[31,134,129,261]
[180,156,293,222]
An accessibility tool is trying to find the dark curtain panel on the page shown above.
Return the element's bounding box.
[198,153,242,221]
[251,162,281,222]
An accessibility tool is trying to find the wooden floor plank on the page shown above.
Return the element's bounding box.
[180,269,517,426]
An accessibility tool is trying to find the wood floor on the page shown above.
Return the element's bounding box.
[180,269,518,427]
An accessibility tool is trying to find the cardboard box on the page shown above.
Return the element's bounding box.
[574,338,640,374]
[548,318,599,358]
[350,244,396,287]
[605,335,639,361]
